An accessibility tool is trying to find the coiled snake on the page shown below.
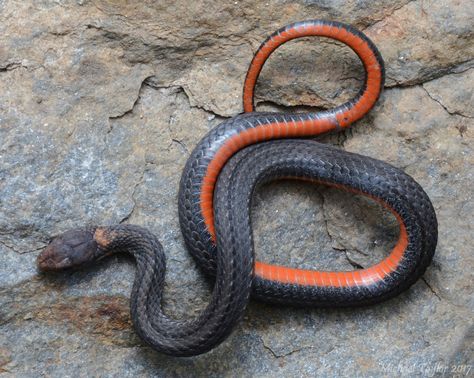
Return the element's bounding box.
[37,20,437,356]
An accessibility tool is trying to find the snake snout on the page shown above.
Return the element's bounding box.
[37,229,98,271]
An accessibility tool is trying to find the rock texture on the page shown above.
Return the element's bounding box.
[1,0,473,376]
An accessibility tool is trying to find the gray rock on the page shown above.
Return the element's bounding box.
[0,0,473,376]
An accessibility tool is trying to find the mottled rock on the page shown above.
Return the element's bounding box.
[0,0,473,376]
[366,0,474,87]
[423,69,474,118]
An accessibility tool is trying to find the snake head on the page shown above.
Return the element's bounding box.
[37,229,98,271]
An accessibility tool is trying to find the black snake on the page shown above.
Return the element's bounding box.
[37,20,437,357]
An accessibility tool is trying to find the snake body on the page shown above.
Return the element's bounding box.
[37,20,437,356]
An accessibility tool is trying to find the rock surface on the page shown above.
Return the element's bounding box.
[0,0,473,376]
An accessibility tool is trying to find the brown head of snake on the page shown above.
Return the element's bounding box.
[38,229,99,271]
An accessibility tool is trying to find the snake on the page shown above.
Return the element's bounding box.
[37,20,438,357]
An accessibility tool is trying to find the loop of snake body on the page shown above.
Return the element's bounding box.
[38,20,438,356]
